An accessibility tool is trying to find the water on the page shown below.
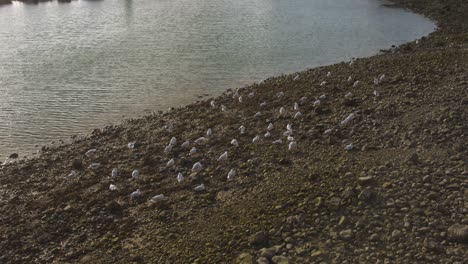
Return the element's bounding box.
[0,0,434,160]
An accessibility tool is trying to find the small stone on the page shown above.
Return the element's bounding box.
[258,247,276,258]
[256,256,269,264]
[8,153,19,159]
[339,229,353,240]
[369,233,380,242]
[358,188,374,201]
[391,230,402,239]
[271,256,289,264]
[423,238,443,252]
[237,252,254,264]
[71,159,84,170]
[249,231,269,248]
[447,224,468,242]
[358,176,374,186]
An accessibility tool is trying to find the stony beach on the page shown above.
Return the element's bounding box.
[0,0,467,263]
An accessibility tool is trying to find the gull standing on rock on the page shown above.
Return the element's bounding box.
[181,140,190,148]
[326,71,332,77]
[288,141,297,150]
[299,96,307,103]
[192,162,203,172]
[67,171,78,178]
[194,137,207,145]
[231,139,239,147]
[167,158,175,167]
[294,112,302,119]
[272,139,283,144]
[194,184,205,192]
[85,149,97,157]
[221,105,226,112]
[128,142,136,149]
[88,163,101,170]
[279,107,285,116]
[252,135,260,144]
[239,126,246,135]
[132,170,140,179]
[169,137,177,146]
[111,168,119,178]
[264,131,271,138]
[277,92,284,98]
[324,128,333,136]
[177,172,184,183]
[206,128,213,137]
[130,189,141,199]
[227,169,236,180]
[238,96,243,103]
[320,81,327,86]
[210,100,216,108]
[260,101,267,107]
[189,147,197,155]
[218,151,228,162]
[248,92,255,98]
[344,143,354,151]
[109,184,118,191]
[353,80,360,87]
[164,144,173,154]
[347,76,353,82]
[294,102,299,111]
[267,123,274,131]
[151,194,168,202]
[254,112,262,118]
[340,113,355,127]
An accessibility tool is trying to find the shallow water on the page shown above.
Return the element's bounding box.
[0,0,434,159]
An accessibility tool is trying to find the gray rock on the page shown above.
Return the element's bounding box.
[447,224,468,242]
[237,253,254,264]
[271,256,289,264]
[256,256,269,264]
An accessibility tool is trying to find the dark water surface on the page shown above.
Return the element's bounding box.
[0,0,434,160]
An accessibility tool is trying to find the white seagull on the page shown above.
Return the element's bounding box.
[189,147,197,155]
[132,170,140,179]
[167,158,175,167]
[206,128,213,137]
[340,113,355,127]
[164,144,173,153]
[194,184,205,192]
[218,151,228,162]
[192,162,203,172]
[181,141,190,148]
[252,135,260,144]
[231,139,239,147]
[227,169,236,180]
[177,172,184,183]
[88,163,101,170]
[267,123,274,131]
[109,184,118,191]
[169,137,177,146]
[111,168,119,178]
[130,189,141,199]
[239,126,246,135]
[85,149,97,157]
[194,137,207,145]
[151,194,168,202]
[288,141,297,150]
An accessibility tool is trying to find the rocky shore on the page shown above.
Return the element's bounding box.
[0,0,467,263]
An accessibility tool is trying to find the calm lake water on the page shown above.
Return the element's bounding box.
[0,0,434,160]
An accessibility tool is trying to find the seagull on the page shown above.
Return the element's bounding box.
[221,105,226,112]
[177,172,184,183]
[349,61,354,66]
[128,142,135,149]
[252,135,260,144]
[294,102,299,111]
[169,137,177,146]
[254,112,262,118]
[194,137,207,145]
[231,139,239,147]
[294,112,302,119]
[345,92,353,98]
[260,101,267,107]
[194,184,205,192]
[88,163,101,170]
[272,139,283,144]
[192,162,203,172]
[264,131,271,138]
[347,76,353,82]
[111,168,119,178]
[267,123,274,131]
[167,158,175,167]
[353,80,360,87]
[210,100,216,108]
[85,149,97,157]
[320,81,327,86]
[218,151,228,162]
[373,90,380,97]
[151,194,168,202]
[293,75,299,81]
[130,189,141,199]
[189,147,197,155]
[324,128,333,135]
[284,130,293,136]
[248,92,255,98]
[299,96,307,103]
[109,184,117,191]
[227,169,236,180]
[287,136,295,141]
[340,113,355,127]
[319,94,326,100]
[313,100,321,107]
[326,71,332,77]
[206,128,213,137]
[181,141,190,148]
[286,124,292,131]
[239,126,246,134]
[288,141,297,150]
[67,170,78,178]
[276,92,284,98]
[279,107,285,116]
[238,96,243,103]
[164,144,173,153]
[132,170,140,179]
[344,143,354,151]
[379,74,385,82]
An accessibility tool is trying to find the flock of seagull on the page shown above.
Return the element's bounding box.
[69,68,385,203]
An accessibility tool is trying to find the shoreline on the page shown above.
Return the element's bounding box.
[1,0,467,263]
